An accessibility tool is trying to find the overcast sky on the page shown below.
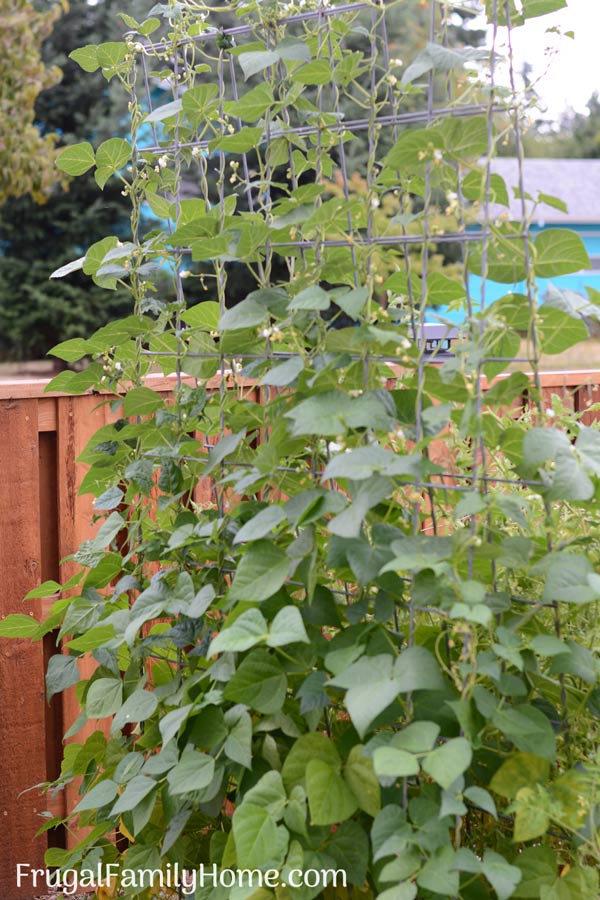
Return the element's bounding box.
[486,0,600,119]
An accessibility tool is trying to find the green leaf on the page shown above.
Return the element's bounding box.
[46,655,80,701]
[229,540,289,603]
[541,867,599,900]
[69,45,100,73]
[111,690,157,734]
[182,84,219,122]
[56,142,96,176]
[232,803,288,867]
[243,771,287,817]
[123,386,163,417]
[83,236,120,289]
[86,678,123,718]
[373,747,420,778]
[50,257,86,280]
[224,83,274,122]
[233,506,286,544]
[534,229,590,278]
[442,115,489,159]
[111,775,156,815]
[224,707,253,769]
[427,273,466,306]
[371,805,411,862]
[542,553,598,604]
[538,306,588,355]
[462,169,509,207]
[343,745,381,817]
[73,779,119,813]
[464,786,497,818]
[513,786,551,842]
[261,357,304,387]
[94,486,124,511]
[238,50,280,80]
[267,606,309,647]
[167,747,215,795]
[96,41,128,71]
[0,614,40,638]
[376,887,417,900]
[219,297,267,331]
[289,285,330,310]
[95,138,131,187]
[402,42,489,86]
[391,721,440,753]
[422,737,472,789]
[335,286,369,320]
[208,609,268,654]
[204,430,246,476]
[145,98,182,123]
[159,704,193,746]
[224,649,287,713]
[282,733,341,790]
[322,445,420,482]
[482,851,522,900]
[306,759,358,825]
[384,126,445,170]
[291,59,332,84]
[512,845,559,898]
[331,648,443,737]
[417,847,459,896]
[523,0,566,19]
[286,390,396,437]
[492,706,556,762]
[210,127,264,154]
[326,820,369,886]
[26,579,74,600]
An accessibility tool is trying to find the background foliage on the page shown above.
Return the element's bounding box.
[0,0,66,206]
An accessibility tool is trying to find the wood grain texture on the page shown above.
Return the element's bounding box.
[0,400,48,898]
[56,394,110,845]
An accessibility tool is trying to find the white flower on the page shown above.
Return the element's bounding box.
[546,408,556,418]
[180,269,191,279]
[158,155,169,169]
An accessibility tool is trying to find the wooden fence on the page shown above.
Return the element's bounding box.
[1,370,600,897]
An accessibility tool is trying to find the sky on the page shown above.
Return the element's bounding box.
[475,0,600,120]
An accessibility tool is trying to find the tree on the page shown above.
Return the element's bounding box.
[0,0,66,204]
[0,0,150,361]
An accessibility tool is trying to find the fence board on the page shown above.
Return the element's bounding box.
[0,400,47,898]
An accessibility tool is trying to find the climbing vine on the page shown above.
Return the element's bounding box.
[3,1,600,898]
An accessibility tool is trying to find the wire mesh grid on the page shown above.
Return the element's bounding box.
[119,0,586,883]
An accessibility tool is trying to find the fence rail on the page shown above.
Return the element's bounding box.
[1,369,600,897]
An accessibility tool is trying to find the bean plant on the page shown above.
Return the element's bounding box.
[3,1,600,898]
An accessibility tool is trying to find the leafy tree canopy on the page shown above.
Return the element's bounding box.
[0,0,67,204]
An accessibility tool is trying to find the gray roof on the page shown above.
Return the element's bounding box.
[487,157,600,225]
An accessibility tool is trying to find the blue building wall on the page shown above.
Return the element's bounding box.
[431,223,600,324]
